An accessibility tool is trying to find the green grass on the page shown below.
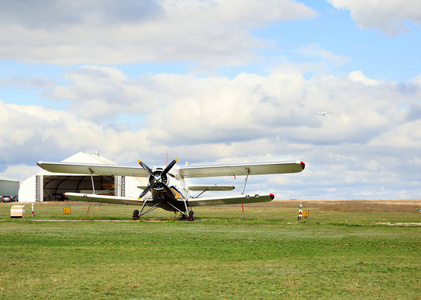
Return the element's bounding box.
[0,201,420,299]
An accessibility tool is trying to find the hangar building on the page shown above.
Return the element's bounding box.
[0,177,20,198]
[19,152,144,202]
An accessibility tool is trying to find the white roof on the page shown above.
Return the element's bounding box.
[62,151,116,165]
[0,176,20,182]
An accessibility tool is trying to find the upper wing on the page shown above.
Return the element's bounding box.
[188,193,274,206]
[37,161,149,177]
[64,192,145,205]
[179,161,305,178]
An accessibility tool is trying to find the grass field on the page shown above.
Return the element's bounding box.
[0,200,420,299]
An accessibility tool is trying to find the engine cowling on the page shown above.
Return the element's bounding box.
[138,159,178,199]
[148,168,168,191]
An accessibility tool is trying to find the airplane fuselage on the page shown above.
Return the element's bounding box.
[150,188,187,212]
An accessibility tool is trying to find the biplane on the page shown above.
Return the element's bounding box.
[37,159,305,220]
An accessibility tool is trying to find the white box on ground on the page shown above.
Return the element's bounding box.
[11,205,26,218]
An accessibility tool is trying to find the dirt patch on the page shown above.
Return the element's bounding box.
[376,222,421,226]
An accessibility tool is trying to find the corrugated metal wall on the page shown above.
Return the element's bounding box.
[0,179,20,196]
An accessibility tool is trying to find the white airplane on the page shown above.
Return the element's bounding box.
[37,159,305,220]
[317,111,330,117]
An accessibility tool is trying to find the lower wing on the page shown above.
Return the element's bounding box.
[64,192,145,206]
[64,192,273,207]
[188,193,274,206]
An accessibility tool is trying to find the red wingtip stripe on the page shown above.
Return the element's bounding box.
[300,161,306,170]
[270,193,275,200]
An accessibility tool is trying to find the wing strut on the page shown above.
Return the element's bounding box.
[241,167,251,195]
[195,188,209,198]
[182,199,189,215]
[89,167,96,194]
[139,202,161,216]
[166,201,188,216]
[138,199,149,216]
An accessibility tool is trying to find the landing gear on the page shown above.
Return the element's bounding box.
[176,209,195,221]
[132,209,140,220]
[187,209,195,221]
[132,202,196,221]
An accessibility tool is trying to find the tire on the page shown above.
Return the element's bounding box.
[132,209,140,220]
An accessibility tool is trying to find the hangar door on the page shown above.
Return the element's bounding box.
[42,175,115,201]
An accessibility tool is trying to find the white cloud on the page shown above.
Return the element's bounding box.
[0,164,39,182]
[0,0,316,66]
[0,100,155,166]
[348,71,379,85]
[368,120,421,149]
[0,1,162,28]
[51,66,158,121]
[41,67,416,150]
[300,44,349,66]
[328,0,421,34]
[268,175,290,186]
[2,67,421,199]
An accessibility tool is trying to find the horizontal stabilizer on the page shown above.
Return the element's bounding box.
[188,185,235,191]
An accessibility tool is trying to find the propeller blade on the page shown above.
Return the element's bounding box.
[163,184,175,197]
[162,158,178,176]
[138,160,154,176]
[138,185,152,199]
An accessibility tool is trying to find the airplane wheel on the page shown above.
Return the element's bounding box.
[188,210,195,221]
[132,209,140,220]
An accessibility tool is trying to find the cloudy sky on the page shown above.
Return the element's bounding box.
[1,0,420,200]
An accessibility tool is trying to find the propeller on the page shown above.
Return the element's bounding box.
[138,184,152,199]
[137,159,178,199]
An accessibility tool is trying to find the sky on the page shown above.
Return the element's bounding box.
[0,0,420,200]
